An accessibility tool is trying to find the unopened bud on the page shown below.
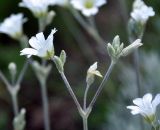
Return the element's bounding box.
[54,56,64,73]
[121,39,143,56]
[13,108,26,130]
[112,35,120,49]
[8,62,17,77]
[60,50,66,66]
[86,62,102,86]
[107,43,115,58]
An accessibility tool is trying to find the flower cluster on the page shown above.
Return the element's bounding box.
[71,0,107,17]
[107,35,142,62]
[127,93,160,123]
[131,0,155,23]
[0,13,26,39]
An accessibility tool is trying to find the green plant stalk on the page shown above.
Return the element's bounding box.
[82,116,88,130]
[129,24,145,130]
[83,84,90,111]
[39,79,51,130]
[11,92,19,116]
[88,60,115,109]
[0,61,29,117]
[38,17,46,32]
[60,72,82,112]
[60,72,90,130]
[16,60,29,86]
[133,49,141,96]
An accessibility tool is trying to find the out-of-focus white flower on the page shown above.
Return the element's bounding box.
[131,0,155,23]
[71,0,107,17]
[50,0,69,7]
[86,62,102,86]
[19,0,54,18]
[127,93,160,123]
[0,13,26,39]
[20,28,57,59]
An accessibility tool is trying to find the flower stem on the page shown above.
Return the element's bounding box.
[88,61,115,109]
[11,92,19,116]
[39,79,51,130]
[38,17,46,32]
[16,59,29,86]
[82,117,88,130]
[133,49,141,96]
[83,84,90,111]
[60,72,82,112]
[0,71,19,116]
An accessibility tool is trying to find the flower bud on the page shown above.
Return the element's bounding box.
[112,35,120,50]
[13,108,26,130]
[60,50,67,66]
[8,62,17,77]
[54,56,64,73]
[107,43,115,58]
[86,62,102,86]
[121,39,143,56]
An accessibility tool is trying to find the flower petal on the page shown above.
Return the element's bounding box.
[89,62,97,71]
[152,94,160,108]
[133,98,143,107]
[127,105,141,115]
[20,48,38,58]
[90,70,102,77]
[95,0,106,7]
[143,93,152,104]
[29,36,42,49]
[45,28,57,52]
[82,8,98,16]
[36,32,46,45]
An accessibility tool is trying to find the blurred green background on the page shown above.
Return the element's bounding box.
[0,0,160,130]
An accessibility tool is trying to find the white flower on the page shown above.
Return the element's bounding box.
[86,62,102,86]
[131,0,155,23]
[50,0,69,7]
[19,0,54,17]
[71,0,107,17]
[0,13,26,39]
[127,93,160,123]
[20,28,57,59]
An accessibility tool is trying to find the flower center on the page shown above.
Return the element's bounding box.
[84,1,93,9]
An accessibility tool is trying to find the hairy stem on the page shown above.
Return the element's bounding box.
[83,84,90,111]
[16,59,29,86]
[11,92,19,116]
[82,117,88,130]
[60,72,82,113]
[40,79,51,130]
[38,17,46,32]
[88,61,115,109]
